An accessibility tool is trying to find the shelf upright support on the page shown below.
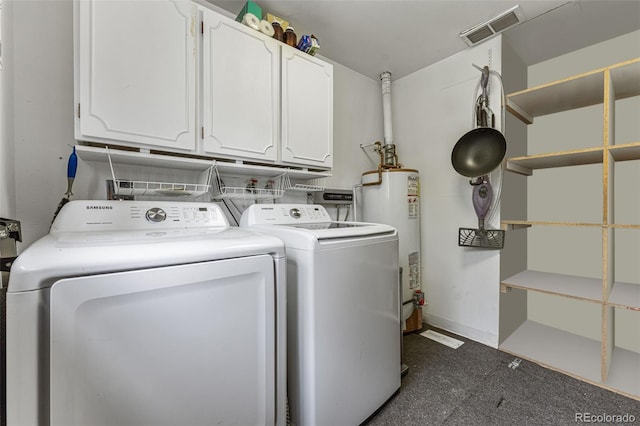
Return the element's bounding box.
[505,160,533,176]
[601,68,615,383]
[506,99,533,125]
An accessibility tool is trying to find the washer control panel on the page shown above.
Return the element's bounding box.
[132,204,223,226]
[241,204,332,225]
[51,201,229,232]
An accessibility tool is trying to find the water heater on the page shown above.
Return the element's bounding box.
[361,169,421,326]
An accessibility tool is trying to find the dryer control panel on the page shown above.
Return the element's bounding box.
[51,201,229,233]
[241,204,332,226]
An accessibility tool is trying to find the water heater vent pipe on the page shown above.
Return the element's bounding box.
[380,72,398,168]
[380,71,393,147]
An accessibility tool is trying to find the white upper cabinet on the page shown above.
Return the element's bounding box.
[75,0,197,150]
[281,49,333,169]
[201,8,279,162]
[75,1,333,170]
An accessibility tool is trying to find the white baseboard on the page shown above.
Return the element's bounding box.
[423,312,499,349]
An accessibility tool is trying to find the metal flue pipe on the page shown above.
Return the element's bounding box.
[380,72,398,168]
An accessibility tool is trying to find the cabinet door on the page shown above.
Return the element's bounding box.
[281,49,333,169]
[76,0,196,150]
[202,8,279,162]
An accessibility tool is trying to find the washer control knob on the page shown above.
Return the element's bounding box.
[145,207,167,223]
[289,208,301,219]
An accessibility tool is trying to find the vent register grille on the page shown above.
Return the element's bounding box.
[460,5,525,46]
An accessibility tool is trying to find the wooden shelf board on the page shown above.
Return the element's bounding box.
[507,69,605,122]
[506,58,639,124]
[76,145,331,179]
[502,270,603,302]
[609,142,640,162]
[499,320,602,383]
[506,147,604,174]
[608,281,640,310]
[605,347,640,398]
[609,224,640,229]
[609,58,640,100]
[500,221,531,231]
[501,220,602,228]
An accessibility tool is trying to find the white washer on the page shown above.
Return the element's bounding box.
[6,200,286,426]
[241,204,400,426]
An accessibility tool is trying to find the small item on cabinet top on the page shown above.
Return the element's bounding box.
[235,0,262,22]
[283,27,297,47]
[272,20,284,41]
[259,19,275,36]
[297,35,312,53]
[308,35,320,56]
[263,13,289,31]
[241,12,261,31]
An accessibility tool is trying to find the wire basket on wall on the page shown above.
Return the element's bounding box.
[210,165,288,200]
[107,147,213,197]
[285,177,326,192]
[458,227,505,249]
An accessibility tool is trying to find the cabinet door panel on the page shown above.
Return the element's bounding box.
[281,49,333,169]
[202,9,279,162]
[77,0,196,150]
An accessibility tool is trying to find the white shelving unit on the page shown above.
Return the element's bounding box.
[500,58,640,400]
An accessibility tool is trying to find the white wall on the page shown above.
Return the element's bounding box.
[11,0,74,248]
[393,36,503,347]
[527,30,640,351]
[0,0,15,219]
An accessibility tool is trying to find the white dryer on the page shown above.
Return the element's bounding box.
[6,200,286,426]
[241,204,400,426]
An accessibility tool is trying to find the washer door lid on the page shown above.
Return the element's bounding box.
[50,256,276,426]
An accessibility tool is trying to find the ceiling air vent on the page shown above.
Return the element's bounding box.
[460,5,525,46]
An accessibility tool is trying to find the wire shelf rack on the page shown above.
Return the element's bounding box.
[210,164,328,200]
[112,180,211,197]
[107,147,213,197]
[210,164,288,200]
[285,177,326,192]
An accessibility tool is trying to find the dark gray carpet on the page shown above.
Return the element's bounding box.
[366,326,640,425]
